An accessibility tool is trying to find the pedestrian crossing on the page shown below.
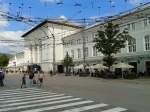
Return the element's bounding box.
[0,88,129,112]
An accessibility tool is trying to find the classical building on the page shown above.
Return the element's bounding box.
[22,19,83,73]
[62,3,150,73]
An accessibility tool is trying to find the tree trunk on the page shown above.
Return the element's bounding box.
[65,66,69,75]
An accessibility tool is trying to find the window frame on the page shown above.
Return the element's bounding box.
[144,35,150,51]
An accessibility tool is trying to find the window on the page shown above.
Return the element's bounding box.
[127,24,130,30]
[77,39,81,44]
[148,17,150,24]
[144,19,148,27]
[85,37,89,43]
[131,23,135,30]
[93,46,98,56]
[71,50,74,58]
[84,47,88,57]
[70,40,74,45]
[77,49,81,58]
[128,38,136,52]
[68,40,71,45]
[92,33,97,42]
[145,35,150,51]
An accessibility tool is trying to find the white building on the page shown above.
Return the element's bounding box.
[62,3,150,73]
[7,52,26,71]
[22,19,83,73]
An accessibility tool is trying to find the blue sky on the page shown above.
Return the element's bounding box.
[0,0,150,53]
[3,0,150,31]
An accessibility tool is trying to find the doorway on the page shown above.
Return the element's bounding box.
[57,65,64,73]
[145,61,150,73]
[129,62,137,73]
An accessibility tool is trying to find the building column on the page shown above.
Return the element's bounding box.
[29,46,33,64]
[37,45,42,64]
[32,46,37,64]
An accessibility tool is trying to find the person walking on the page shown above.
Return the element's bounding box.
[28,71,34,87]
[38,71,45,87]
[0,68,5,87]
[21,73,27,88]
[50,70,53,77]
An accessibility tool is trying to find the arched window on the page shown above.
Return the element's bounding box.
[128,38,136,52]
[144,35,150,51]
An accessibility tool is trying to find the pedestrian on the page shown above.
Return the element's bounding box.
[0,68,5,87]
[50,70,53,76]
[38,71,45,87]
[28,70,34,87]
[21,73,27,88]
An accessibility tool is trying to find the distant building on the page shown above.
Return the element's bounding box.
[7,52,26,71]
[62,3,150,73]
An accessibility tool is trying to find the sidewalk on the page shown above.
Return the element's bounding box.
[54,73,150,85]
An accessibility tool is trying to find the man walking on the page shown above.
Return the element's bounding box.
[0,68,5,87]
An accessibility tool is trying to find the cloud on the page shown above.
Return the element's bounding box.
[129,0,142,5]
[0,31,23,40]
[0,2,9,28]
[0,31,25,53]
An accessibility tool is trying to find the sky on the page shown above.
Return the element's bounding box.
[0,0,150,54]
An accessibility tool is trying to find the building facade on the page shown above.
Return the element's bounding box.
[22,20,83,72]
[62,3,150,73]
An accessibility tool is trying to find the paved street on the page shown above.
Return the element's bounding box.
[0,73,150,112]
[0,88,128,112]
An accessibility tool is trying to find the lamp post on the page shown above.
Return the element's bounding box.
[52,34,56,75]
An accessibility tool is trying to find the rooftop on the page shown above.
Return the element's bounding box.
[22,19,84,37]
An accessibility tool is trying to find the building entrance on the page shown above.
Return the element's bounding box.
[57,65,64,73]
[129,62,137,73]
[145,61,150,73]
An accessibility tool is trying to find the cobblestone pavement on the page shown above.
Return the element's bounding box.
[0,73,150,112]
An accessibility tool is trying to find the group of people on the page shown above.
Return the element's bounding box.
[0,68,5,87]
[21,70,45,88]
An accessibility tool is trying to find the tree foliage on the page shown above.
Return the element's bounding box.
[0,54,9,67]
[94,22,131,68]
[62,52,74,74]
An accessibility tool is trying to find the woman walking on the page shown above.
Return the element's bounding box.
[38,71,45,87]
[28,70,34,87]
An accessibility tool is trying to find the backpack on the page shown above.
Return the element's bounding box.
[29,73,34,79]
[0,72,4,80]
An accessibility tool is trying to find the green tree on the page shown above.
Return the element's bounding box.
[0,54,9,67]
[62,52,74,75]
[94,22,131,69]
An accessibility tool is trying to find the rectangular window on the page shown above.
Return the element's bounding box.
[93,46,98,56]
[85,47,88,57]
[144,19,148,27]
[92,33,97,42]
[131,23,135,30]
[127,24,130,30]
[145,36,150,51]
[77,49,81,58]
[148,17,150,24]
[71,50,74,58]
[85,37,89,43]
[70,40,74,45]
[77,39,81,44]
[128,39,136,52]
